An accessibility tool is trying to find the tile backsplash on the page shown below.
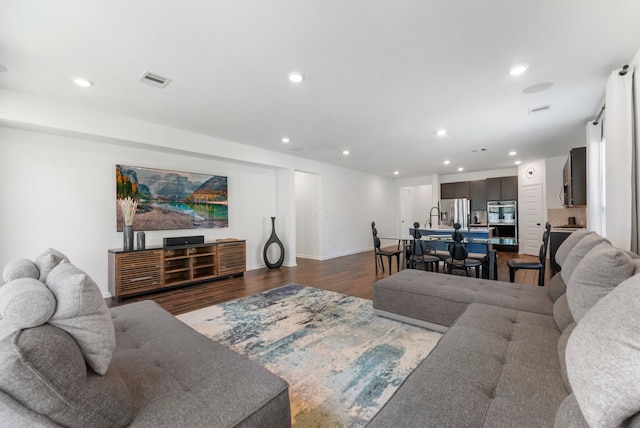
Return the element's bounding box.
[547,207,587,227]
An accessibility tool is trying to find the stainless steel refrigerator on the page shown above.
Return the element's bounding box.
[439,198,470,229]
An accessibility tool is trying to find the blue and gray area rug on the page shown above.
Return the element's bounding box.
[177,284,442,427]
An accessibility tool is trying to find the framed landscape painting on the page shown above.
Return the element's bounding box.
[116,165,228,231]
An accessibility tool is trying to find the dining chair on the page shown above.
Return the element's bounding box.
[507,231,548,286]
[408,227,440,272]
[445,241,482,277]
[371,221,402,274]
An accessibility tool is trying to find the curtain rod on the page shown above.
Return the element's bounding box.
[591,65,630,125]
[593,105,605,125]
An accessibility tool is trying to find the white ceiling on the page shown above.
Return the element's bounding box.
[1,0,639,178]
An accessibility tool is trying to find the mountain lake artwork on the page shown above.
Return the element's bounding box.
[116,165,228,231]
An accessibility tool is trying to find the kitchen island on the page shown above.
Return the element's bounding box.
[410,226,494,254]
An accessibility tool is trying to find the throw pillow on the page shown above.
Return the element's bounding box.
[46,262,115,375]
[566,274,640,427]
[0,278,56,329]
[2,259,39,283]
[547,273,567,302]
[558,322,576,393]
[553,294,574,332]
[566,243,634,322]
[0,324,133,428]
[554,393,589,428]
[554,229,592,268]
[34,248,69,282]
[560,233,609,283]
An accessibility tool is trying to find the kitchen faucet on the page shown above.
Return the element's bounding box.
[428,206,440,228]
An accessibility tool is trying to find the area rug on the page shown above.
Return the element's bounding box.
[177,284,442,427]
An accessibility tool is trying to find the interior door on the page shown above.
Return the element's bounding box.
[521,183,544,256]
[399,189,409,236]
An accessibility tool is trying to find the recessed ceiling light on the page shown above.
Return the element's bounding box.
[288,72,305,83]
[281,137,290,143]
[436,129,447,137]
[509,64,529,76]
[73,78,93,87]
[342,150,350,155]
[457,167,464,172]
[515,161,522,165]
[444,160,450,165]
[509,151,517,156]
[393,171,399,175]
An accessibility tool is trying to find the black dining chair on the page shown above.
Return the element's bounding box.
[408,228,440,272]
[508,231,548,286]
[371,221,402,274]
[444,223,482,277]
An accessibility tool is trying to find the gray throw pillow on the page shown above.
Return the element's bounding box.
[566,274,640,427]
[2,259,39,283]
[0,324,133,428]
[547,273,567,302]
[553,294,574,332]
[558,322,576,393]
[554,393,589,428]
[561,233,609,283]
[0,278,56,329]
[46,262,115,375]
[555,229,593,268]
[34,248,69,282]
[566,243,635,322]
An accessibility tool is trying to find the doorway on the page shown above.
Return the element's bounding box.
[294,171,322,259]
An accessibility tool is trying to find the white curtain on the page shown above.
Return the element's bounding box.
[603,66,636,251]
[586,120,603,235]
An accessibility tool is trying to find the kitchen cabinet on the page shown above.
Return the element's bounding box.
[469,180,487,211]
[486,176,518,201]
[563,147,587,206]
[441,181,470,199]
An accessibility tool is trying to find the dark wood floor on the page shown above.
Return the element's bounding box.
[109,248,548,316]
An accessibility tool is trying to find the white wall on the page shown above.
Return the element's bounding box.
[0,90,398,295]
[404,185,433,228]
[295,171,321,259]
[545,156,567,209]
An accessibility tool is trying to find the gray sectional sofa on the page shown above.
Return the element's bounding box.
[0,249,290,428]
[369,229,640,427]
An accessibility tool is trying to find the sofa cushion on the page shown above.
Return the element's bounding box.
[566,274,640,427]
[46,262,115,375]
[2,259,39,283]
[561,233,609,283]
[0,278,56,329]
[555,230,592,268]
[368,303,566,427]
[554,393,589,428]
[111,300,291,428]
[0,324,133,428]
[557,322,576,393]
[0,390,62,428]
[566,243,634,322]
[553,294,574,332]
[547,273,567,302]
[35,248,69,282]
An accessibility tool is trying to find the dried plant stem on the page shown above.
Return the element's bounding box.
[119,196,138,226]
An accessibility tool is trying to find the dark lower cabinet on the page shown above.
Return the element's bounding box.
[550,231,571,273]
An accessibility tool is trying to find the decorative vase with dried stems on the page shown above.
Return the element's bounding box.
[119,196,138,251]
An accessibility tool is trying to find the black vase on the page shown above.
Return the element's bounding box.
[263,217,285,269]
[123,225,134,251]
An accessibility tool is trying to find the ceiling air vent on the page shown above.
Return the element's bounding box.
[528,105,550,114]
[138,71,172,89]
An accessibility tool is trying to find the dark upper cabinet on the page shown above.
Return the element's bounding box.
[486,178,502,201]
[563,147,587,206]
[501,176,518,200]
[486,176,518,201]
[441,181,470,199]
[469,180,487,211]
[454,181,470,198]
[441,183,456,199]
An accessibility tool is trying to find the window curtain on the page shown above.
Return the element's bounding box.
[586,120,603,235]
[603,64,636,251]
